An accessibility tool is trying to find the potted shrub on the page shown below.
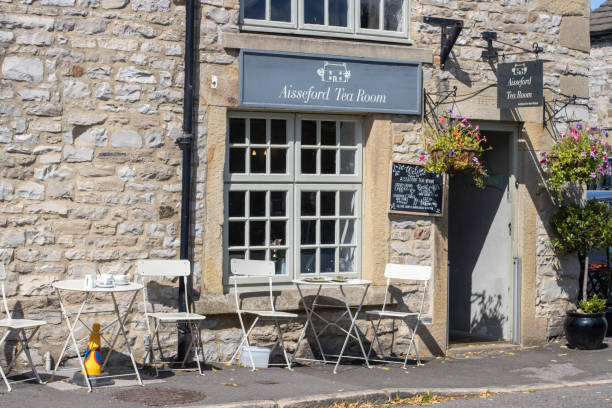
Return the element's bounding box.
[565,295,608,349]
[420,111,489,188]
[540,125,610,199]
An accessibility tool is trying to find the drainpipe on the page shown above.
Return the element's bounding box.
[176,0,196,361]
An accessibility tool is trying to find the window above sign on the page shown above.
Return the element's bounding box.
[240,0,411,43]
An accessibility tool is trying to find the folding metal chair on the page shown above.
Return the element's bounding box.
[366,263,431,368]
[0,263,47,392]
[228,259,297,371]
[137,260,206,376]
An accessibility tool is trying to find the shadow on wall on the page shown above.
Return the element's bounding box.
[469,291,507,340]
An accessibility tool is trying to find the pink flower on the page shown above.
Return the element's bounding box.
[419,155,424,163]
[581,152,587,157]
[540,159,547,164]
[589,172,597,178]
[472,157,479,163]
[439,117,445,125]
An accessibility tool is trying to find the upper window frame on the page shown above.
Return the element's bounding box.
[239,0,412,44]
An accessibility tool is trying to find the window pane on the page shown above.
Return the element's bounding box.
[270,149,287,173]
[271,119,287,144]
[321,121,336,145]
[304,0,324,24]
[301,191,316,216]
[229,148,245,173]
[360,0,380,29]
[250,148,266,173]
[301,120,317,145]
[321,220,336,244]
[249,221,266,246]
[340,150,355,174]
[340,122,356,146]
[301,249,316,273]
[228,221,245,246]
[340,219,355,244]
[321,150,336,174]
[244,0,265,19]
[320,248,336,272]
[270,0,291,22]
[301,149,317,174]
[339,247,355,272]
[274,256,287,274]
[270,220,286,243]
[250,191,266,217]
[271,191,286,216]
[229,118,245,144]
[250,119,266,144]
[384,0,402,31]
[229,191,245,217]
[250,250,266,260]
[340,191,355,215]
[229,250,245,260]
[301,220,316,244]
[329,0,348,26]
[321,191,335,215]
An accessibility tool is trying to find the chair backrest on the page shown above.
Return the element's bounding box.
[384,264,431,281]
[137,260,191,315]
[0,263,11,319]
[230,259,276,312]
[381,263,431,313]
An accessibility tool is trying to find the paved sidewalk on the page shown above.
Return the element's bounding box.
[0,340,610,407]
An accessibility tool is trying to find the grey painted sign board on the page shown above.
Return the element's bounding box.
[239,50,422,115]
[497,60,543,109]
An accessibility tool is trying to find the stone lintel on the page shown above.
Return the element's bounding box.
[222,32,434,64]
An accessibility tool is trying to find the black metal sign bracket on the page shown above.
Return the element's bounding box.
[542,93,592,129]
[424,86,458,129]
[481,32,499,62]
[423,17,463,68]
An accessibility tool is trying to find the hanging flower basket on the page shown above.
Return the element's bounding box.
[420,111,490,188]
[541,125,610,196]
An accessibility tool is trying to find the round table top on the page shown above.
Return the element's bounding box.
[293,278,371,286]
[53,279,143,292]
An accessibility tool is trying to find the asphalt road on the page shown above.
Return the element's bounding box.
[405,385,612,408]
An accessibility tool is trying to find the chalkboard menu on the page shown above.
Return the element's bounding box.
[389,162,445,216]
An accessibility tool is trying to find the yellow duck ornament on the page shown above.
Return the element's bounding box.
[83,323,102,376]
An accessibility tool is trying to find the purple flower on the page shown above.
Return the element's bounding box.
[605,130,609,138]
[589,172,597,178]
[577,124,583,130]
[581,152,587,157]
[449,109,454,115]
[450,150,455,157]
[472,157,479,163]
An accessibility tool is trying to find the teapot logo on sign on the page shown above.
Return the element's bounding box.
[317,62,351,83]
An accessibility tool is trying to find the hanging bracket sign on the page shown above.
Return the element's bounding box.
[239,50,422,115]
[388,162,445,216]
[497,60,543,109]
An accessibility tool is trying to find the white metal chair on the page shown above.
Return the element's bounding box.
[366,263,431,368]
[0,263,47,392]
[228,259,297,371]
[137,259,206,376]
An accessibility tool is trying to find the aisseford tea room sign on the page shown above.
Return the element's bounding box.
[239,50,422,115]
[497,60,543,109]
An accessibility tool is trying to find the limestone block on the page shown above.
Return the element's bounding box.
[25,103,61,117]
[30,119,61,133]
[0,181,13,201]
[140,166,172,181]
[67,262,97,277]
[0,31,14,43]
[206,7,229,24]
[150,249,176,258]
[66,111,107,126]
[16,181,45,200]
[70,206,108,220]
[48,181,73,200]
[559,75,589,99]
[41,0,75,5]
[535,0,588,16]
[95,82,112,100]
[19,275,56,296]
[99,262,131,275]
[74,19,109,35]
[0,249,12,264]
[64,145,94,162]
[18,89,50,101]
[2,57,43,82]
[0,15,55,31]
[15,32,54,46]
[115,85,141,102]
[14,133,38,145]
[16,248,39,262]
[101,0,128,8]
[97,38,139,52]
[117,166,136,181]
[54,220,91,234]
[131,207,157,221]
[79,165,114,177]
[0,103,21,117]
[559,17,590,52]
[26,202,68,215]
[148,89,182,103]
[113,22,157,38]
[27,226,54,245]
[145,129,164,148]
[62,79,91,99]
[132,0,170,12]
[111,129,142,149]
[0,230,25,248]
[165,44,181,56]
[41,247,62,262]
[0,128,10,143]
[87,66,113,80]
[75,127,108,147]
[115,66,156,84]
[120,250,148,260]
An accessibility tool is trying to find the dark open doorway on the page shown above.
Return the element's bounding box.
[448,130,514,344]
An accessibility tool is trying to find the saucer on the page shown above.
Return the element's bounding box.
[114,280,130,286]
[96,281,115,288]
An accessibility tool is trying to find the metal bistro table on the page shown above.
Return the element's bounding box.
[292,278,371,374]
[52,279,143,391]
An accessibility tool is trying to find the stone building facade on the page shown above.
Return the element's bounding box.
[590,0,612,129]
[0,0,594,368]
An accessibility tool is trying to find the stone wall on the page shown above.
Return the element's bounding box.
[0,0,593,369]
[590,35,612,128]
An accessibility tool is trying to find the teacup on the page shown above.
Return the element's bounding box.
[98,273,113,286]
[114,274,128,284]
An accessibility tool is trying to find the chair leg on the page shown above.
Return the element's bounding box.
[181,322,196,368]
[193,321,205,376]
[403,317,421,369]
[229,314,258,366]
[368,317,385,360]
[273,319,292,371]
[0,330,12,392]
[19,329,42,384]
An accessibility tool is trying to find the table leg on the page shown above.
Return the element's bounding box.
[54,288,92,392]
[52,291,90,380]
[294,284,327,363]
[110,293,143,386]
[333,284,371,374]
[101,291,138,372]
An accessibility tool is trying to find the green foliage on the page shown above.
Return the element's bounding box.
[550,199,612,257]
[577,294,607,314]
[420,111,489,188]
[541,125,610,195]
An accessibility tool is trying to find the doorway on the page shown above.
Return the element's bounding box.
[448,128,517,344]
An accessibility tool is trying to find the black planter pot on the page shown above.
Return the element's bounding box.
[565,311,608,349]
